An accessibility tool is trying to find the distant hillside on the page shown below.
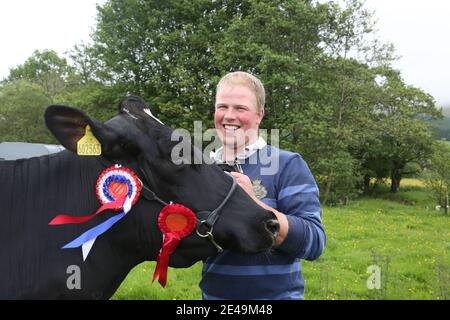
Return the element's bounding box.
[430,108,450,140]
[427,106,450,140]
[441,106,450,117]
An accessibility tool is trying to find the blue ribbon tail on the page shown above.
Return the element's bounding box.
[62,212,126,249]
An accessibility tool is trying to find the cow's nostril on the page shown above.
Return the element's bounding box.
[265,219,280,235]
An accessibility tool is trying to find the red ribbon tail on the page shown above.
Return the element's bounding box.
[49,195,127,225]
[152,233,180,287]
[152,254,168,287]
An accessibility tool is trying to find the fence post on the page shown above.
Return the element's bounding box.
[445,194,448,215]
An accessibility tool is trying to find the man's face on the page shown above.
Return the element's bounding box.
[214,84,264,152]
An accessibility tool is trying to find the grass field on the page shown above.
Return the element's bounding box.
[112,179,450,300]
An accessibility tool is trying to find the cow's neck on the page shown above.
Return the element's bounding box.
[0,151,160,299]
[51,152,161,299]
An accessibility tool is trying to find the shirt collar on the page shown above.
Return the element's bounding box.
[210,136,267,163]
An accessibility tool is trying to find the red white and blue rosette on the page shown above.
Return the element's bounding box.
[49,165,142,260]
[96,166,141,210]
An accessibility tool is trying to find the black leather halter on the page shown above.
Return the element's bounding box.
[138,166,237,253]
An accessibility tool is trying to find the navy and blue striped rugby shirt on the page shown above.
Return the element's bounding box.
[200,143,325,300]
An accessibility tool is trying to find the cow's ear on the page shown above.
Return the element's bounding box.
[45,105,112,153]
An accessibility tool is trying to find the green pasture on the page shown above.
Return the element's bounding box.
[113,180,450,300]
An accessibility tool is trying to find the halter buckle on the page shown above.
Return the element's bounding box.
[196,220,223,253]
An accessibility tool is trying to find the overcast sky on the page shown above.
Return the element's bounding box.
[364,0,450,107]
[0,0,449,106]
[0,0,104,80]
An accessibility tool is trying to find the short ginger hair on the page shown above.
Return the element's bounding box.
[216,71,265,112]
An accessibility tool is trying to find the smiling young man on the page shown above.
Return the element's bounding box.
[199,71,326,300]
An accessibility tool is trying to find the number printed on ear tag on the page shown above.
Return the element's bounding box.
[77,125,102,156]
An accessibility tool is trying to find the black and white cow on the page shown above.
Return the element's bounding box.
[0,96,279,299]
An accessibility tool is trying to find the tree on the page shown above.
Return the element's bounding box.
[88,0,331,131]
[1,49,118,134]
[0,81,54,143]
[54,81,121,122]
[293,55,401,204]
[422,141,450,208]
[89,0,247,129]
[366,67,441,193]
[4,50,75,100]
[213,0,329,132]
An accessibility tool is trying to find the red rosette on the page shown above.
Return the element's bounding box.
[157,203,197,237]
[153,203,197,287]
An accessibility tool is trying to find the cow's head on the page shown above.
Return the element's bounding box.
[45,96,279,268]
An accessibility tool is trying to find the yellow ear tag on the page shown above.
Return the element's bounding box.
[77,125,102,156]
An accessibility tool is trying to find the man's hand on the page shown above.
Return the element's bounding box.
[229,172,288,245]
[229,171,257,200]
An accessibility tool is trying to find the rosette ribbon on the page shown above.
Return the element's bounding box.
[49,165,141,261]
[152,203,196,287]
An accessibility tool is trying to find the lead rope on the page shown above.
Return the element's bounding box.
[195,173,237,253]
